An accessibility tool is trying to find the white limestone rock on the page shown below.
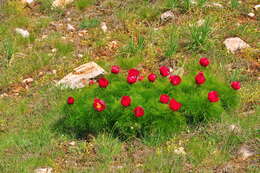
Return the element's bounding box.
[160,11,175,21]
[15,28,29,38]
[34,167,53,173]
[67,24,75,31]
[223,37,250,54]
[58,62,105,89]
[254,4,260,11]
[52,0,74,8]
[238,145,254,160]
[248,13,255,18]
[101,22,108,32]
[22,77,34,84]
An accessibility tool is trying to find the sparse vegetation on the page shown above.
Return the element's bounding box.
[79,18,100,29]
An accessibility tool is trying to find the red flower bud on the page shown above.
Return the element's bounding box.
[111,65,120,74]
[160,94,170,104]
[67,97,74,105]
[89,80,95,85]
[195,72,206,85]
[231,81,241,90]
[169,99,182,111]
[199,57,210,67]
[128,68,140,77]
[98,78,109,88]
[169,75,182,86]
[138,76,145,81]
[121,96,131,107]
[127,75,137,84]
[160,66,170,77]
[93,98,106,112]
[208,91,219,102]
[148,73,157,82]
[133,106,144,117]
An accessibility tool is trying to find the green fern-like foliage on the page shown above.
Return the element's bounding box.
[62,62,239,142]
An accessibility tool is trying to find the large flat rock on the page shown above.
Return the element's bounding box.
[58,62,105,89]
[223,37,250,54]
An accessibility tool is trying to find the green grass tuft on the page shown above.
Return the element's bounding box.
[79,18,100,29]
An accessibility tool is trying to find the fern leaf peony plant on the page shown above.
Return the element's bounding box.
[63,58,240,142]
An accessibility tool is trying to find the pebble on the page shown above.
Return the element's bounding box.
[15,28,30,38]
[223,37,250,54]
[248,13,255,18]
[160,11,175,21]
[238,145,254,160]
[101,22,108,32]
[67,24,75,31]
[34,167,53,173]
[22,78,34,84]
[254,4,260,11]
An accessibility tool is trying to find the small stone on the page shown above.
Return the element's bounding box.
[52,70,57,74]
[207,2,223,8]
[0,93,8,98]
[248,13,255,18]
[15,28,30,38]
[34,167,53,173]
[211,2,223,8]
[51,48,57,53]
[58,62,106,89]
[21,0,34,4]
[238,145,254,160]
[101,22,108,32]
[190,0,197,5]
[39,72,45,76]
[67,24,75,31]
[52,0,74,8]
[174,147,186,155]
[78,54,83,58]
[223,37,250,54]
[254,4,260,11]
[69,141,76,146]
[22,78,34,84]
[197,19,205,26]
[160,11,175,21]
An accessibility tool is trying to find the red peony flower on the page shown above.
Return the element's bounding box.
[208,91,219,102]
[195,72,206,85]
[67,97,74,105]
[111,65,120,74]
[199,57,210,67]
[127,75,138,84]
[160,94,170,104]
[89,80,95,85]
[93,98,106,112]
[169,75,182,86]
[169,99,182,111]
[160,66,170,77]
[148,73,157,82]
[138,76,145,81]
[128,68,140,77]
[98,78,109,88]
[121,96,131,107]
[133,106,144,117]
[231,81,241,90]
